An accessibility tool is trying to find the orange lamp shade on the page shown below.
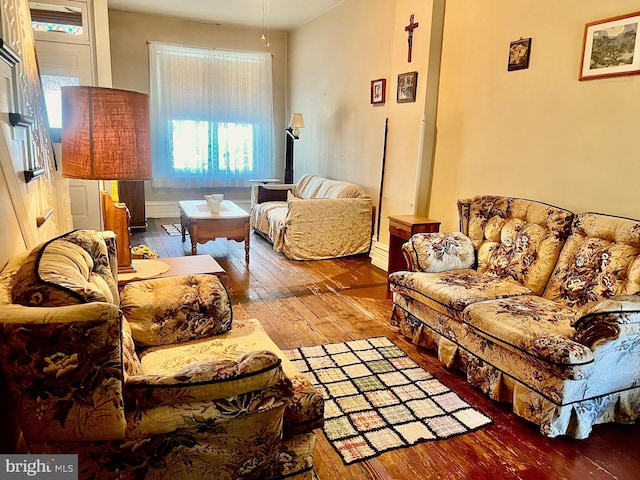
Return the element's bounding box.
[61,86,152,180]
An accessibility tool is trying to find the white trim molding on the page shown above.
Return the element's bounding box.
[369,238,388,271]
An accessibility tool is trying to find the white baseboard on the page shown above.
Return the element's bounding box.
[369,238,388,271]
[146,200,252,219]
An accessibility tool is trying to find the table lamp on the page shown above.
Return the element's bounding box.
[61,86,152,273]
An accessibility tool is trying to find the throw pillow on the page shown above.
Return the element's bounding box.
[258,185,290,203]
[120,274,232,347]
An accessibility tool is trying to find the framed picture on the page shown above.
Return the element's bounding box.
[397,71,418,103]
[508,38,532,71]
[370,78,386,104]
[580,11,640,81]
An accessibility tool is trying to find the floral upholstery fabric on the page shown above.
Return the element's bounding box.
[137,318,325,437]
[390,197,640,438]
[462,295,593,365]
[12,230,118,307]
[121,274,232,346]
[402,232,475,272]
[250,175,372,260]
[390,269,533,320]
[542,212,640,307]
[459,195,573,295]
[0,303,126,442]
[0,232,322,479]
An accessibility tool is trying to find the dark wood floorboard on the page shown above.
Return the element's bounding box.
[133,219,640,480]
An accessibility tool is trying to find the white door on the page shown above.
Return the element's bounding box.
[35,41,102,230]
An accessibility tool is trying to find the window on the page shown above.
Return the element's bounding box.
[40,74,80,129]
[149,42,275,188]
[171,120,254,174]
[29,1,89,43]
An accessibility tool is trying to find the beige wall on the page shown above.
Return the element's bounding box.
[108,10,288,202]
[288,0,443,243]
[430,0,640,231]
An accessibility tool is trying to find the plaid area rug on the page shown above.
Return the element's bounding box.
[284,337,491,465]
[161,223,182,236]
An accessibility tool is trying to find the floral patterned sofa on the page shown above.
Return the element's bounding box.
[390,195,640,439]
[250,174,372,260]
[0,229,323,479]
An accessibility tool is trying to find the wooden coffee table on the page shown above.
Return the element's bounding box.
[118,255,226,286]
[179,200,251,262]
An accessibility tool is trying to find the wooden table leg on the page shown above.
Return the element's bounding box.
[180,212,186,243]
[191,241,198,255]
[244,222,250,263]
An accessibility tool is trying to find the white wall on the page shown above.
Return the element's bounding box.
[430,0,640,231]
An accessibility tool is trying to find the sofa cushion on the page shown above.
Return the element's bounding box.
[463,295,594,366]
[11,230,117,307]
[390,270,533,320]
[293,174,364,199]
[251,201,288,241]
[543,212,640,308]
[138,318,324,435]
[463,196,574,295]
[257,185,290,203]
[120,274,232,347]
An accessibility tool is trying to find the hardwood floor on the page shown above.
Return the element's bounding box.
[133,219,640,480]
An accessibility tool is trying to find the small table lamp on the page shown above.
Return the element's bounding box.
[61,86,152,273]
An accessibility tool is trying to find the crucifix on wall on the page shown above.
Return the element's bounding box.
[405,14,419,63]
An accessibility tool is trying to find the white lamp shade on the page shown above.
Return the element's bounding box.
[289,113,305,129]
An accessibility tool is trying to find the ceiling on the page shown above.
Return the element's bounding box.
[107,0,345,31]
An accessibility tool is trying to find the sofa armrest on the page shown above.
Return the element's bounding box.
[125,350,290,408]
[572,294,640,347]
[0,303,126,442]
[251,184,295,207]
[281,196,373,259]
[401,232,476,272]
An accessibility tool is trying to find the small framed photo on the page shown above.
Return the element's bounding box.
[397,71,418,103]
[580,11,640,81]
[371,78,386,104]
[508,38,532,71]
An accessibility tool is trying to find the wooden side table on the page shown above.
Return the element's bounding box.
[118,255,226,287]
[387,215,440,297]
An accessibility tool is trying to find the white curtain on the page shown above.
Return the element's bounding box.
[148,42,275,188]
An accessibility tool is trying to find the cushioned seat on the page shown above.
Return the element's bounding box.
[462,295,593,366]
[390,269,534,320]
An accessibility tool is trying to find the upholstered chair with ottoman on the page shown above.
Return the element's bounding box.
[0,229,323,479]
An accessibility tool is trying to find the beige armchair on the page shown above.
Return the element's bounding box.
[0,229,323,479]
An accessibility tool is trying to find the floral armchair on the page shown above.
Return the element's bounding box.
[0,230,323,479]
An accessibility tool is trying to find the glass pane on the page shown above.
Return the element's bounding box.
[172,120,209,172]
[217,123,253,172]
[30,2,84,36]
[41,75,79,128]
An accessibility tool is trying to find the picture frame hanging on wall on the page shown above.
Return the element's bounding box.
[371,78,386,104]
[397,71,418,103]
[507,38,532,71]
[579,11,640,80]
